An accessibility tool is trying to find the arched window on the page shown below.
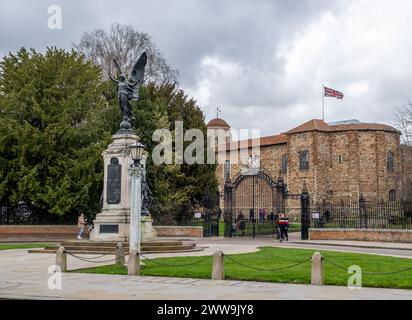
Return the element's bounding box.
[281,154,288,173]
[387,151,394,172]
[299,151,309,171]
[389,190,396,201]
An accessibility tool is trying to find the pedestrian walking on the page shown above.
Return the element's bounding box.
[77,212,86,240]
[236,212,246,236]
[249,208,255,222]
[278,213,289,242]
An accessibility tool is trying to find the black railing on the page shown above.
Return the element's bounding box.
[226,218,278,237]
[309,199,412,230]
[225,217,301,238]
[0,202,78,225]
[151,194,222,237]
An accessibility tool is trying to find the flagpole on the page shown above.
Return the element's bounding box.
[322,84,325,120]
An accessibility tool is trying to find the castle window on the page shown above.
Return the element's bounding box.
[281,155,288,173]
[336,155,343,164]
[299,151,309,171]
[389,189,396,201]
[387,151,394,172]
[224,160,231,180]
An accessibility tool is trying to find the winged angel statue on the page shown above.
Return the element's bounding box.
[109,52,147,132]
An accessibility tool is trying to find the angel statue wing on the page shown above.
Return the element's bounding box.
[129,52,147,87]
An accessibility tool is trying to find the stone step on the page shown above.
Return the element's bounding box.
[28,247,204,255]
[44,244,195,252]
[28,238,202,255]
[60,240,184,247]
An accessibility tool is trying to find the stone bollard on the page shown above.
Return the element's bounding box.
[115,243,125,266]
[212,251,224,280]
[311,252,324,285]
[55,246,67,272]
[127,250,140,276]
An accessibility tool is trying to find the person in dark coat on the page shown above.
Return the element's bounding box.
[278,213,289,242]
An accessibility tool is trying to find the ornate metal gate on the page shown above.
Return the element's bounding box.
[224,171,286,238]
[201,191,221,237]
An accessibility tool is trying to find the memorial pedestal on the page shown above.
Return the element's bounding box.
[90,132,143,242]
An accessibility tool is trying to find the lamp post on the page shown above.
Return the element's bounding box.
[127,141,145,275]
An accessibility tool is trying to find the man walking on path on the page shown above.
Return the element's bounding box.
[278,213,289,242]
[77,213,86,240]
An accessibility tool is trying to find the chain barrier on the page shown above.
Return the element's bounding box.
[225,255,312,272]
[68,253,108,260]
[141,254,212,267]
[65,251,129,264]
[323,257,412,276]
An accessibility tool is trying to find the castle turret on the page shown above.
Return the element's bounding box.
[207,116,231,149]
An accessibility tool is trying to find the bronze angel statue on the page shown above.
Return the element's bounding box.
[109,52,147,132]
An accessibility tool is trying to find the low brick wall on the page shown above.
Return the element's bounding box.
[0,225,89,242]
[0,225,201,241]
[309,228,412,243]
[154,226,203,237]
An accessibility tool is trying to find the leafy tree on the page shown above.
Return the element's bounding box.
[0,46,218,221]
[0,47,110,216]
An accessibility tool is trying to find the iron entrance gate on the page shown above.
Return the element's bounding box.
[201,191,221,237]
[224,171,286,238]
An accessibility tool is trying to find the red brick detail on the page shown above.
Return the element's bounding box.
[154,226,203,237]
[309,228,412,243]
[0,225,89,241]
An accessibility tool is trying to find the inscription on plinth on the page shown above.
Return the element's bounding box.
[100,224,119,234]
[107,157,121,204]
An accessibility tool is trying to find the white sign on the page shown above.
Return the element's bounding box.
[312,213,320,219]
[194,212,202,219]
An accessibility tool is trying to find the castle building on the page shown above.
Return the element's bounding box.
[208,118,412,208]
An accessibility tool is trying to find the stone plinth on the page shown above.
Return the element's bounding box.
[141,216,157,242]
[90,132,158,243]
[90,132,137,242]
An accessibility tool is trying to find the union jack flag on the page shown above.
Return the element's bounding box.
[324,86,344,99]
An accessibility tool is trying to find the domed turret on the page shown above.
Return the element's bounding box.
[207,109,231,149]
[207,117,231,129]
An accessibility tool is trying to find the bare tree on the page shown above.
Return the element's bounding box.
[74,23,178,83]
[393,102,412,146]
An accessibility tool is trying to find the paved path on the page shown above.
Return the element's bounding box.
[2,272,412,300]
[1,240,412,300]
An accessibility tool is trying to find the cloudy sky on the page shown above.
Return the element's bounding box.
[1,0,411,136]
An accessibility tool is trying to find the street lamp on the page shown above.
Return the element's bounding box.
[127,141,146,275]
[129,142,145,166]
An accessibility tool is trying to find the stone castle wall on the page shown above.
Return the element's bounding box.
[216,128,411,215]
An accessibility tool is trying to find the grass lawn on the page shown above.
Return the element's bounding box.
[73,247,412,290]
[0,243,50,250]
[219,221,224,236]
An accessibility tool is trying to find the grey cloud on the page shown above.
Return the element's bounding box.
[1,0,409,137]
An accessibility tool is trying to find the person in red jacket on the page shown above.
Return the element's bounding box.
[278,213,289,242]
